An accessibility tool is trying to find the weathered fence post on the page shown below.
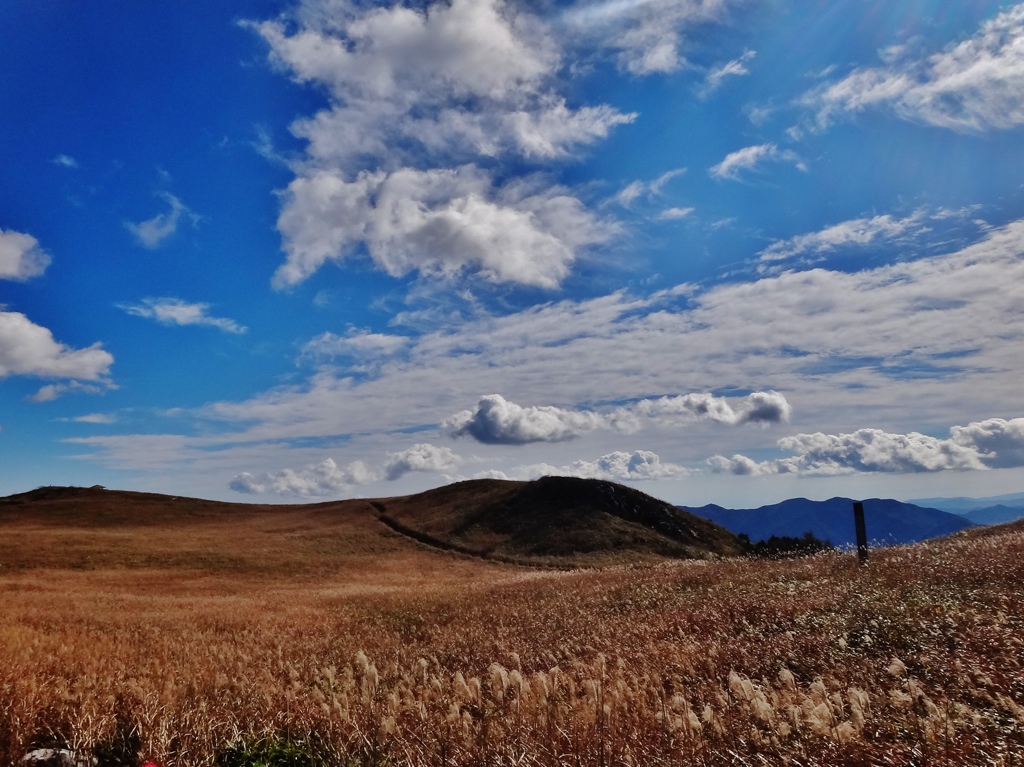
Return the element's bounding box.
[853,501,868,564]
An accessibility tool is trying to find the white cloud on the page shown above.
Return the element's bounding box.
[480,449,689,482]
[72,218,1024,483]
[709,143,806,181]
[0,310,113,387]
[229,457,378,497]
[120,298,246,334]
[806,5,1024,132]
[125,194,199,249]
[255,0,635,290]
[73,413,116,424]
[950,418,1024,469]
[701,49,755,96]
[301,329,409,361]
[273,166,615,289]
[710,416,1024,476]
[658,206,694,220]
[192,219,1024,451]
[759,211,929,263]
[564,0,743,75]
[631,391,792,427]
[28,381,106,403]
[446,394,607,444]
[445,391,791,444]
[52,154,78,168]
[613,168,686,207]
[384,442,462,480]
[0,228,51,281]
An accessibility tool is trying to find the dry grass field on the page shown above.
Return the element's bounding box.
[1,484,1023,766]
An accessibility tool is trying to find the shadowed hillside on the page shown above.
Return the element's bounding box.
[377,476,745,565]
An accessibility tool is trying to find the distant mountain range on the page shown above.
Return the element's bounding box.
[681,497,975,548]
[907,491,1024,526]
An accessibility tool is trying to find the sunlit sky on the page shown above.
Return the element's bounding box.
[3,0,1024,506]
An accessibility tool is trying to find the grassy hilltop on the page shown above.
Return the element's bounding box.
[0,480,1022,765]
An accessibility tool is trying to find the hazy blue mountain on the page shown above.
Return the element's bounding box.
[908,491,1024,513]
[957,505,1024,525]
[682,497,975,548]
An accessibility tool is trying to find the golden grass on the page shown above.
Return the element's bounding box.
[1,491,1023,765]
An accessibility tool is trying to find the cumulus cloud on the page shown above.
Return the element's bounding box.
[709,143,806,181]
[806,5,1024,132]
[229,457,378,497]
[480,449,689,482]
[759,212,929,263]
[709,416,1024,476]
[445,391,791,444]
[120,298,246,334]
[272,166,614,289]
[125,194,199,249]
[384,442,463,480]
[701,49,755,96]
[253,0,637,289]
[445,394,606,444]
[950,418,1024,469]
[0,228,51,281]
[0,310,113,388]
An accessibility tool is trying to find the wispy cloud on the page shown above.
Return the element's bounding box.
[563,0,748,75]
[120,298,246,334]
[613,168,686,207]
[125,193,199,249]
[759,211,929,263]
[709,143,806,181]
[301,329,410,361]
[52,154,78,168]
[658,206,694,220]
[0,228,51,281]
[700,49,755,96]
[73,413,116,424]
[70,219,1024,480]
[804,5,1024,132]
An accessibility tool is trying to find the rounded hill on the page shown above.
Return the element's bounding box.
[375,475,745,566]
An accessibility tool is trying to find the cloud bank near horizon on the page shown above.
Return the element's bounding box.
[710,417,1024,477]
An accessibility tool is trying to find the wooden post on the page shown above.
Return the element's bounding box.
[853,501,868,563]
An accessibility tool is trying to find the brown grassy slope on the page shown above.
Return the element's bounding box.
[1,503,1022,765]
[0,479,742,571]
[378,476,745,564]
[0,485,426,577]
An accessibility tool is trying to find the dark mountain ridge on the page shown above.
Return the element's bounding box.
[682,496,975,548]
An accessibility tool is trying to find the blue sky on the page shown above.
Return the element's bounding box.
[4,0,1024,506]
